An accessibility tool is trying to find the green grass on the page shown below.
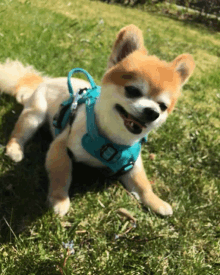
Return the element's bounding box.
[0,0,220,274]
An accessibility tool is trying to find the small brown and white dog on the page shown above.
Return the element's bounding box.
[0,25,195,217]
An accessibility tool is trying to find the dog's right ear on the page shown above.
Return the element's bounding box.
[107,25,147,69]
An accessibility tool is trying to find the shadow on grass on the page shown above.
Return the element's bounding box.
[5,254,61,275]
[149,11,219,34]
[99,0,220,32]
[0,98,108,243]
[0,108,51,243]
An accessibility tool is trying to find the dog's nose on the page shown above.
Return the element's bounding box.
[143,108,159,122]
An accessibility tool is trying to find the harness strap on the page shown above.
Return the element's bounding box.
[53,68,97,136]
[85,95,100,140]
[82,95,143,175]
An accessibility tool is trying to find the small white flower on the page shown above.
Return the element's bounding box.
[114,234,119,240]
[62,240,75,254]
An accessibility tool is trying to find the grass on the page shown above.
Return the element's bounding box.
[0,0,220,274]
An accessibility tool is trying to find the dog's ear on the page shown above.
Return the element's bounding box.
[172,54,195,86]
[107,25,147,69]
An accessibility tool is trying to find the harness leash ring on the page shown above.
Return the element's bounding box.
[67,68,97,96]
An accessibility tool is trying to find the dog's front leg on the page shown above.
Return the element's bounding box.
[46,134,72,217]
[120,155,173,216]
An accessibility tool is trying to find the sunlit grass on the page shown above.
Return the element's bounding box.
[0,0,219,274]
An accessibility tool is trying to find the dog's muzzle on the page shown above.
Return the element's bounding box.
[115,104,159,135]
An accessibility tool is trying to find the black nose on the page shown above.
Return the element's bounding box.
[143,108,159,122]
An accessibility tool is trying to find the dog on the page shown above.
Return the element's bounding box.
[0,25,195,217]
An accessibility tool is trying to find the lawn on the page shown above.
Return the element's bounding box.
[0,0,220,274]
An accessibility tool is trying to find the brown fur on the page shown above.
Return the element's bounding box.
[16,73,43,93]
[45,131,72,216]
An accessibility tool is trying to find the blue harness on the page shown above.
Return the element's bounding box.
[53,68,147,178]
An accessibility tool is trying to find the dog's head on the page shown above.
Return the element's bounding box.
[95,25,195,145]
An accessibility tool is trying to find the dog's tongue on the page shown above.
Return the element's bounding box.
[121,114,145,134]
[124,114,145,129]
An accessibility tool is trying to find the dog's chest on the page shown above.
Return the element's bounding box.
[66,105,105,168]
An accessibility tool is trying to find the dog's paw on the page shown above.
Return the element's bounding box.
[6,140,24,162]
[157,200,173,216]
[49,196,70,217]
[142,192,173,216]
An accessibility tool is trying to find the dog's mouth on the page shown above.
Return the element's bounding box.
[115,104,147,135]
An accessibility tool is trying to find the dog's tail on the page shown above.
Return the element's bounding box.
[0,59,45,105]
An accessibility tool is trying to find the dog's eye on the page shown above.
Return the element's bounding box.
[158,102,167,111]
[125,86,142,98]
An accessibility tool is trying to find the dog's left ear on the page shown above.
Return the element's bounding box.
[107,25,147,69]
[172,54,195,86]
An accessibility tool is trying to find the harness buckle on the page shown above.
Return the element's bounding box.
[114,161,134,178]
[70,88,88,111]
[103,161,134,179]
[100,144,119,162]
[122,161,134,172]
